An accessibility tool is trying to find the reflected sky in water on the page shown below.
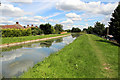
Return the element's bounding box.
[0,35,77,78]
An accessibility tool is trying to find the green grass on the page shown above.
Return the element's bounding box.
[1,33,69,45]
[20,34,118,78]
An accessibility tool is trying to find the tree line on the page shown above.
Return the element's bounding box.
[83,22,107,36]
[65,27,81,33]
[2,23,64,37]
[83,2,120,44]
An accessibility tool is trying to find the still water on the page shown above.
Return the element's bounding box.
[0,34,80,78]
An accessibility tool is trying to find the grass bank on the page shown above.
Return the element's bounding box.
[21,34,118,78]
[1,33,69,45]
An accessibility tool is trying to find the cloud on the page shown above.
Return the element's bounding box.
[56,0,118,15]
[14,16,59,26]
[34,16,47,20]
[15,17,40,22]
[46,12,62,19]
[0,17,14,25]
[101,15,111,27]
[66,13,82,21]
[14,16,42,25]
[0,4,30,17]
[6,0,33,3]
[61,19,74,24]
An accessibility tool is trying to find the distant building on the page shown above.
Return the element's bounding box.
[60,32,67,34]
[0,22,24,29]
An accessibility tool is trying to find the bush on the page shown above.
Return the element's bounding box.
[2,28,32,37]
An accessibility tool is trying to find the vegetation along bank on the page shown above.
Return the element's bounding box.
[1,33,70,47]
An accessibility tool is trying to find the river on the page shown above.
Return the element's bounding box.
[0,34,80,78]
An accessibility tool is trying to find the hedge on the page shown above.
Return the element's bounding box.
[2,28,32,37]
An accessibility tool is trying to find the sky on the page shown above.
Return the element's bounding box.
[0,0,119,30]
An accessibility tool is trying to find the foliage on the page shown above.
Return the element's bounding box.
[21,34,118,78]
[2,28,31,37]
[94,22,105,36]
[40,23,54,34]
[109,3,120,43]
[65,29,71,32]
[51,26,56,34]
[54,24,63,34]
[71,27,81,32]
[86,26,94,34]
[31,27,43,36]
[85,22,105,36]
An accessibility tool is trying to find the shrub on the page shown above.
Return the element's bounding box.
[2,28,31,37]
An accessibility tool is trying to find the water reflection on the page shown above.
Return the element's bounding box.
[71,33,82,38]
[55,38,63,43]
[40,39,54,48]
[0,35,77,78]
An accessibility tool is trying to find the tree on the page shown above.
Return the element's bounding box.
[65,29,71,32]
[86,26,94,34]
[109,2,120,43]
[51,26,56,34]
[94,22,105,36]
[40,23,53,34]
[54,24,63,34]
[31,27,43,36]
[71,27,81,32]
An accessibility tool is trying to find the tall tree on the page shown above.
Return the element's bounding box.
[87,26,94,34]
[94,22,105,36]
[71,27,81,32]
[40,23,53,34]
[54,24,63,34]
[109,2,120,43]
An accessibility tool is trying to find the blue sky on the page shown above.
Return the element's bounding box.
[0,0,119,30]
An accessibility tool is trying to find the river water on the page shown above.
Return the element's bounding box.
[0,34,80,78]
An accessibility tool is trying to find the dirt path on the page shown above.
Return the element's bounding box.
[87,34,116,78]
[0,34,70,48]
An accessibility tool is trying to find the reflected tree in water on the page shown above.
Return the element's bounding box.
[40,39,54,48]
[55,38,63,43]
[71,33,81,38]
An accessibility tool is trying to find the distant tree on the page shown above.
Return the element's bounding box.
[65,29,71,32]
[54,24,63,34]
[86,26,94,34]
[51,26,56,34]
[40,23,53,34]
[83,28,87,31]
[31,27,43,36]
[71,27,81,32]
[109,2,120,43]
[94,22,105,36]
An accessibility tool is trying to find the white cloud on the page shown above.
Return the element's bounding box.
[46,12,62,18]
[61,19,73,24]
[6,0,33,3]
[34,16,47,20]
[0,17,14,25]
[15,17,39,22]
[14,16,59,26]
[66,13,82,21]
[101,15,111,27]
[0,4,30,17]
[48,19,59,23]
[56,0,118,15]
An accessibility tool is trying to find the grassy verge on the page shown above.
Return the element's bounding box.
[1,33,70,45]
[20,34,118,78]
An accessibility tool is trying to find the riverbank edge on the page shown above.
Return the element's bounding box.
[0,34,71,48]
